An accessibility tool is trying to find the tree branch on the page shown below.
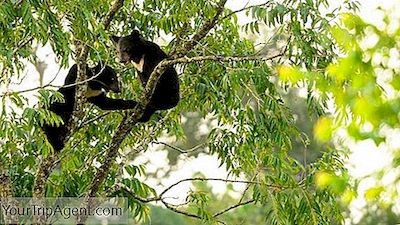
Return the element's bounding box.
[0,64,107,98]
[161,199,204,220]
[213,199,256,217]
[152,141,206,154]
[218,1,272,22]
[165,53,284,66]
[108,177,281,223]
[33,1,125,223]
[159,177,264,198]
[110,183,161,203]
[77,111,112,130]
[170,0,228,57]
[82,0,247,221]
[103,0,125,30]
[1,52,281,98]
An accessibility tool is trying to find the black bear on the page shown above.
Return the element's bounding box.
[111,30,180,122]
[42,63,136,151]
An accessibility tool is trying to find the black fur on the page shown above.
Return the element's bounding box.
[42,63,136,151]
[112,30,180,122]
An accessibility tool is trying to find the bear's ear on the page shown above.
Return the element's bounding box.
[95,60,105,70]
[96,60,105,67]
[131,30,141,37]
[111,35,120,43]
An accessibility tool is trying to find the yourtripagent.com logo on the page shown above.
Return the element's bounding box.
[0,197,129,224]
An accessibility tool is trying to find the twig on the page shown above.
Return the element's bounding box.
[0,64,106,97]
[77,111,112,129]
[213,199,256,217]
[219,1,271,22]
[1,52,281,98]
[108,176,281,223]
[159,177,268,197]
[152,141,206,154]
[110,183,161,203]
[161,200,203,220]
[160,53,284,68]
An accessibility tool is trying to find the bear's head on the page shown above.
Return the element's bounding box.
[111,30,145,64]
[88,62,120,93]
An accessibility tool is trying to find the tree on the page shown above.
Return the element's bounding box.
[0,0,359,224]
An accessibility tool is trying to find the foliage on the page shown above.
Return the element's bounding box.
[0,0,362,224]
[278,8,400,224]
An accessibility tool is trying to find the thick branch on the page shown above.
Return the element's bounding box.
[0,52,281,98]
[170,0,228,57]
[103,0,125,30]
[33,1,125,223]
[32,155,59,224]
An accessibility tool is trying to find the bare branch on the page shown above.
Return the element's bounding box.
[108,176,280,223]
[77,111,112,129]
[0,65,62,97]
[161,200,203,220]
[110,183,161,203]
[0,64,107,97]
[160,177,264,197]
[153,141,206,154]
[219,1,272,22]
[214,199,256,217]
[166,53,284,66]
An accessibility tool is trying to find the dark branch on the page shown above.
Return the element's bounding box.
[83,0,250,220]
[165,53,284,66]
[153,141,206,154]
[213,199,256,217]
[159,177,264,198]
[33,1,126,223]
[161,200,203,220]
[218,1,272,21]
[77,112,112,130]
[170,0,228,57]
[103,0,125,30]
[111,183,161,203]
[109,177,279,223]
